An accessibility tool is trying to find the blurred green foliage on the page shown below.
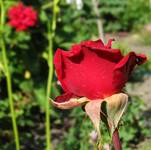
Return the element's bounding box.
[99,0,151,32]
[0,0,151,150]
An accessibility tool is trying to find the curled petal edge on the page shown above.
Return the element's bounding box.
[50,97,90,109]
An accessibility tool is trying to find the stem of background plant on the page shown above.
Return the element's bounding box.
[112,128,122,150]
[0,0,20,150]
[45,0,58,150]
[92,0,104,42]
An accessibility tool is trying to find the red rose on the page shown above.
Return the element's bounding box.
[52,39,147,145]
[53,39,146,104]
[8,2,37,31]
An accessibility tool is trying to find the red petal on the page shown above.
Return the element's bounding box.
[54,48,69,92]
[55,92,74,103]
[113,52,147,90]
[105,38,115,48]
[81,39,104,49]
[81,39,123,63]
[135,54,147,65]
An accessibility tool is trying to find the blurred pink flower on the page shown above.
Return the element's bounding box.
[8,2,37,31]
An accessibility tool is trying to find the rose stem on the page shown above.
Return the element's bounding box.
[45,0,58,150]
[112,128,122,150]
[0,0,20,149]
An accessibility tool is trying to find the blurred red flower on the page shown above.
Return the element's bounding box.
[54,39,147,102]
[8,2,37,31]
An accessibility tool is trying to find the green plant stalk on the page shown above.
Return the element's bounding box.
[45,0,58,150]
[1,40,20,150]
[0,1,20,150]
[45,23,53,150]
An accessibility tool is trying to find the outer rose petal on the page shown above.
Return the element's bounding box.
[51,93,90,109]
[54,48,69,92]
[81,39,104,49]
[81,39,115,49]
[55,92,74,103]
[113,52,147,90]
[135,54,147,65]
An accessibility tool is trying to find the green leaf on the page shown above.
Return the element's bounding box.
[40,11,48,22]
[34,88,46,108]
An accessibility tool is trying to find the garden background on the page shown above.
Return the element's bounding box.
[0,0,151,150]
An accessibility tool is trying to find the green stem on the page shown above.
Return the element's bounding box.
[45,0,59,150]
[0,1,20,150]
[45,23,53,150]
[42,2,53,10]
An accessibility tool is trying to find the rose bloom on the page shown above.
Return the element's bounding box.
[53,39,147,105]
[8,2,37,31]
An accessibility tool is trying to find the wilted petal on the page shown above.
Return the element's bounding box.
[85,100,103,137]
[51,93,90,109]
[84,93,128,138]
[103,93,128,135]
